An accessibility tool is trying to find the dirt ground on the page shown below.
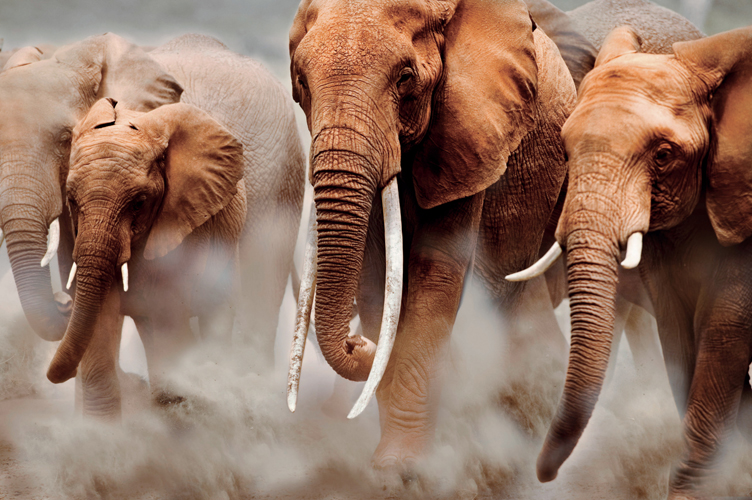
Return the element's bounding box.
[3,281,749,500]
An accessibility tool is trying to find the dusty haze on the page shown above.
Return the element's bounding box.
[1,0,752,498]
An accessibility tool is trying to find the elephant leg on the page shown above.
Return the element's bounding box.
[669,262,752,498]
[198,300,235,343]
[78,286,123,419]
[134,314,195,404]
[372,192,484,470]
[602,295,632,387]
[737,370,752,442]
[641,246,697,415]
[623,304,664,380]
[237,194,300,372]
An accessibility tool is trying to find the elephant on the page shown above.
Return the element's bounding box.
[512,24,752,499]
[26,33,304,418]
[0,33,187,345]
[285,0,578,471]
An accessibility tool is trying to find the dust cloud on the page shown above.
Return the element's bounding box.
[1,1,752,498]
[1,251,750,498]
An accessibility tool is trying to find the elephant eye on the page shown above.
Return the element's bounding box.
[131,196,146,212]
[397,68,414,89]
[297,75,308,91]
[654,143,674,166]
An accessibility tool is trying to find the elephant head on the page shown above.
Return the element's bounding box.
[46,99,244,384]
[511,25,752,481]
[287,0,539,409]
[0,33,181,342]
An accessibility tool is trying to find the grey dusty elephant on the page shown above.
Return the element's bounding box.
[0,33,304,417]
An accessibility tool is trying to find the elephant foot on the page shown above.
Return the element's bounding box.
[118,370,150,416]
[372,437,422,473]
[372,455,421,499]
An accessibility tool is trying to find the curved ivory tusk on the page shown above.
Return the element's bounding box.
[40,218,60,267]
[348,177,403,419]
[0,229,4,248]
[66,262,77,290]
[287,203,318,413]
[505,242,563,282]
[121,263,129,292]
[620,232,643,269]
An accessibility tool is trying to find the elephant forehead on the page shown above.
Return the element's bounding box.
[297,0,430,74]
[581,55,695,109]
[71,126,161,171]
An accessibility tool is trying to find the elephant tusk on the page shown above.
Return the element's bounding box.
[66,263,77,290]
[620,232,643,269]
[40,218,60,267]
[121,263,129,292]
[348,177,403,419]
[287,203,318,413]
[0,229,4,248]
[505,242,563,282]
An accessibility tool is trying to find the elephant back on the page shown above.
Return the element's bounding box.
[568,0,704,53]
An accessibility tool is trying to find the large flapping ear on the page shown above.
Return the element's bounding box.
[674,27,752,246]
[412,0,538,209]
[595,26,642,67]
[132,103,244,260]
[2,46,43,70]
[72,98,118,138]
[54,33,182,112]
[524,0,597,89]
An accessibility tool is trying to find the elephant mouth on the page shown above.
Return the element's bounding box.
[54,291,73,315]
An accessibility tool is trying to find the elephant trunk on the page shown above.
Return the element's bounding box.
[2,203,68,341]
[47,216,120,383]
[537,197,621,481]
[312,141,380,382]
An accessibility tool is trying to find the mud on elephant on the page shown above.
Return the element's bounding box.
[516,25,752,499]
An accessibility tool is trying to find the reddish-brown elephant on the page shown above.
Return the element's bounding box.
[514,25,752,499]
[286,0,577,471]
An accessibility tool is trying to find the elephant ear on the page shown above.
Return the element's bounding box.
[595,26,642,67]
[133,103,244,260]
[412,0,538,209]
[524,0,597,89]
[674,27,752,246]
[54,33,182,112]
[2,46,43,70]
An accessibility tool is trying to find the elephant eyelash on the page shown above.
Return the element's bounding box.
[297,75,308,91]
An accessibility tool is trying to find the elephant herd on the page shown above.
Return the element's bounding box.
[0,0,749,498]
